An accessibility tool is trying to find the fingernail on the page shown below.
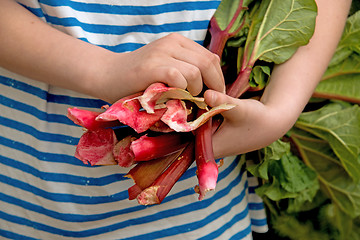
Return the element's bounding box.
[209,90,217,104]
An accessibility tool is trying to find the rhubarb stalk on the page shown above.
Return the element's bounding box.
[194,0,247,200]
[126,147,186,200]
[131,133,190,161]
[208,0,246,59]
[137,142,195,205]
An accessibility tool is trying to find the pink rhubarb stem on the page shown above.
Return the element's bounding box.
[136,142,195,205]
[208,0,246,59]
[193,0,246,200]
[194,117,218,200]
[131,133,190,161]
[226,67,252,98]
[208,17,232,59]
[126,147,186,199]
[67,107,121,130]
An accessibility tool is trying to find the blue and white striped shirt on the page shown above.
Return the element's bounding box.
[0,1,268,239]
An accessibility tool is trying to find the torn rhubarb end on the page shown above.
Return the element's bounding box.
[135,108,167,133]
[195,161,219,200]
[194,117,218,200]
[130,133,189,162]
[136,142,195,205]
[75,128,117,166]
[113,135,135,167]
[67,107,121,130]
[125,148,184,191]
[136,186,161,205]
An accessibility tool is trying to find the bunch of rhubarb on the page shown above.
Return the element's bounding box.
[68,83,234,204]
[68,0,317,205]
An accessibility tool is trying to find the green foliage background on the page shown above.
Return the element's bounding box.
[250,2,360,240]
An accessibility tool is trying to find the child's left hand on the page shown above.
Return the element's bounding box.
[204,89,295,158]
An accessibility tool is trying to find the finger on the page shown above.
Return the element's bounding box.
[166,34,225,93]
[150,59,203,95]
[152,65,188,90]
[204,89,239,108]
[204,89,248,121]
[174,48,225,93]
[172,59,203,96]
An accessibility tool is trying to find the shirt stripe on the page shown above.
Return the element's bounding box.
[1,1,268,239]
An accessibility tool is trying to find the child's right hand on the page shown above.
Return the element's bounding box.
[0,1,224,104]
[100,33,225,103]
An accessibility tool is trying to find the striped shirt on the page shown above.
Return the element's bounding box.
[0,1,268,239]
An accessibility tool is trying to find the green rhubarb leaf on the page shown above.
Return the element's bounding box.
[290,128,360,218]
[213,0,254,32]
[252,141,319,203]
[287,189,327,213]
[247,0,317,65]
[242,0,270,66]
[249,65,271,89]
[322,53,360,81]
[295,103,360,182]
[315,53,360,103]
[247,139,290,180]
[256,178,298,201]
[350,218,360,240]
[329,10,360,67]
[273,154,319,194]
[255,152,319,202]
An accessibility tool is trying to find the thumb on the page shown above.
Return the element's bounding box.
[204,89,243,120]
[204,89,238,108]
[205,89,263,122]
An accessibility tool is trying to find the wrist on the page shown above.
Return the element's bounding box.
[88,50,140,103]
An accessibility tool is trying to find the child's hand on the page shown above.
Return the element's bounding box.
[101,33,225,103]
[204,89,296,158]
[0,1,224,104]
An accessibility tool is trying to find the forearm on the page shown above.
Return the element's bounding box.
[261,0,352,128]
[0,0,119,101]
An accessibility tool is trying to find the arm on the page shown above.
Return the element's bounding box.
[204,0,352,158]
[0,0,225,103]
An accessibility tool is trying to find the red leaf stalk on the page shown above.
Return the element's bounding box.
[137,142,195,205]
[194,0,247,200]
[194,118,218,200]
[226,67,252,98]
[126,148,185,199]
[67,107,121,130]
[131,133,190,161]
[208,0,246,58]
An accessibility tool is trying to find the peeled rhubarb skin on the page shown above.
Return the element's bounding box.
[67,107,120,130]
[75,128,117,166]
[96,93,167,133]
[113,135,135,167]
